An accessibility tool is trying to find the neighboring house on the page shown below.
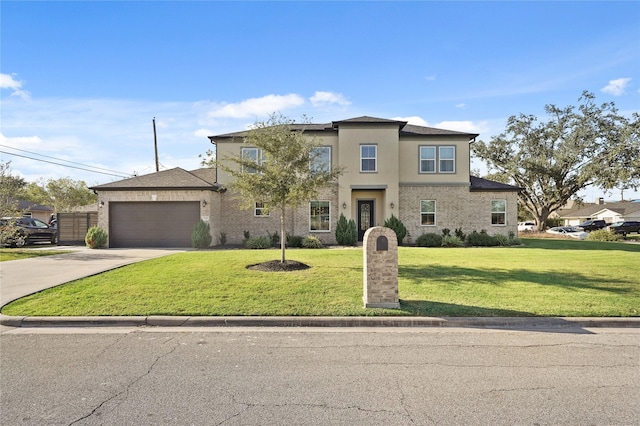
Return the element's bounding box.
[92,116,520,248]
[561,201,640,226]
[15,201,54,223]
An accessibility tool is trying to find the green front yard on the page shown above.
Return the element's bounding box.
[2,238,638,317]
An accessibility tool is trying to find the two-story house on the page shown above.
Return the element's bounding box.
[210,116,520,245]
[91,116,519,247]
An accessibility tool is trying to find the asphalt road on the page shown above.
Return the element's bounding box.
[1,326,638,425]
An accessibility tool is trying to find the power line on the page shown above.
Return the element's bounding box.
[0,144,131,177]
[0,151,132,178]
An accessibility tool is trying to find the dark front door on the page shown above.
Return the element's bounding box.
[357,200,374,241]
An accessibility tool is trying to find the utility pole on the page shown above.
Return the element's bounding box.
[153,117,159,172]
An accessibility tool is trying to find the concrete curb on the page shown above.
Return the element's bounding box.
[1,314,639,329]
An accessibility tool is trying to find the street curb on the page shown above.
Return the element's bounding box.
[1,314,639,329]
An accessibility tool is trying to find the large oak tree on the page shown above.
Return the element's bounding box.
[473,92,640,230]
[202,114,344,263]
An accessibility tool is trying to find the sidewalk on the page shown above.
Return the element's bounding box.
[1,247,639,329]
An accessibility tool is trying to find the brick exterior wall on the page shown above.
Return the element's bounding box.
[398,185,519,242]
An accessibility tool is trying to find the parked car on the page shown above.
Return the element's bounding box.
[607,221,640,236]
[577,219,609,232]
[517,222,536,232]
[0,217,58,247]
[546,226,588,240]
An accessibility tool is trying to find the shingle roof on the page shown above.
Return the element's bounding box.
[90,167,220,191]
[469,176,522,192]
[562,201,640,218]
[209,116,479,140]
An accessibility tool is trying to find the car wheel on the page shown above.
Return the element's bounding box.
[51,234,58,244]
[15,237,26,248]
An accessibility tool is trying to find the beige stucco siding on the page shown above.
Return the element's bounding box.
[398,136,471,185]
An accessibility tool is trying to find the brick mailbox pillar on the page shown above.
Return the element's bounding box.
[363,226,400,309]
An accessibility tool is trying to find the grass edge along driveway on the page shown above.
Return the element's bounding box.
[2,239,639,317]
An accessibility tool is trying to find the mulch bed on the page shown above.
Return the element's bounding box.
[247,260,311,272]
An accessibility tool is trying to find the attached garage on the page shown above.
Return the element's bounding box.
[109,201,200,248]
[90,168,222,248]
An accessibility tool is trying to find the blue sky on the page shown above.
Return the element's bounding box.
[1,1,639,201]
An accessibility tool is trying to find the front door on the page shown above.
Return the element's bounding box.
[357,200,374,241]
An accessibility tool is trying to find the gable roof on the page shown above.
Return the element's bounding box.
[90,167,220,191]
[209,116,478,141]
[469,176,521,192]
[562,201,640,219]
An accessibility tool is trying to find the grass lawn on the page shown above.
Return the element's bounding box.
[2,238,638,317]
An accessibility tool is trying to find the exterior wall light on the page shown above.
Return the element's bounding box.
[342,202,347,209]
[390,202,395,209]
[202,200,207,207]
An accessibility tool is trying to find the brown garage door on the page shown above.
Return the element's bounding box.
[109,202,200,248]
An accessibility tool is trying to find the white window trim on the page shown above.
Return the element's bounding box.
[241,147,260,173]
[419,146,436,174]
[491,199,507,226]
[254,202,269,217]
[360,144,377,173]
[438,146,456,174]
[420,200,436,226]
[309,200,331,232]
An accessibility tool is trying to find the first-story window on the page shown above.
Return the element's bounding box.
[420,200,436,226]
[310,201,330,231]
[491,200,506,225]
[254,202,269,216]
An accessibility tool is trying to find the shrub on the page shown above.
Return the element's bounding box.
[302,235,324,248]
[454,227,466,241]
[466,230,499,247]
[441,228,451,237]
[85,226,108,249]
[384,214,407,245]
[244,236,272,249]
[586,229,622,242]
[266,230,280,247]
[286,234,304,248]
[335,213,357,246]
[415,233,442,247]
[219,232,227,246]
[441,235,464,247]
[493,234,510,247]
[191,220,212,249]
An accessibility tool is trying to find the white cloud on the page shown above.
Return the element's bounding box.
[0,73,31,100]
[424,75,436,81]
[456,103,466,109]
[601,78,632,96]
[310,91,351,107]
[208,94,305,118]
[434,120,490,134]
[393,116,429,126]
[194,128,213,138]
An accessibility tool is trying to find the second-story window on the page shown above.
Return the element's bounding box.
[311,146,331,172]
[419,146,436,173]
[439,146,455,173]
[360,144,377,172]
[241,147,266,173]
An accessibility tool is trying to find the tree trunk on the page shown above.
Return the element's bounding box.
[280,207,286,263]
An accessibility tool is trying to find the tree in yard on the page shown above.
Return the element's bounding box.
[22,178,97,212]
[473,92,640,230]
[0,161,26,217]
[201,114,344,264]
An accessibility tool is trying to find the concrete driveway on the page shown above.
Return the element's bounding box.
[0,246,187,307]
